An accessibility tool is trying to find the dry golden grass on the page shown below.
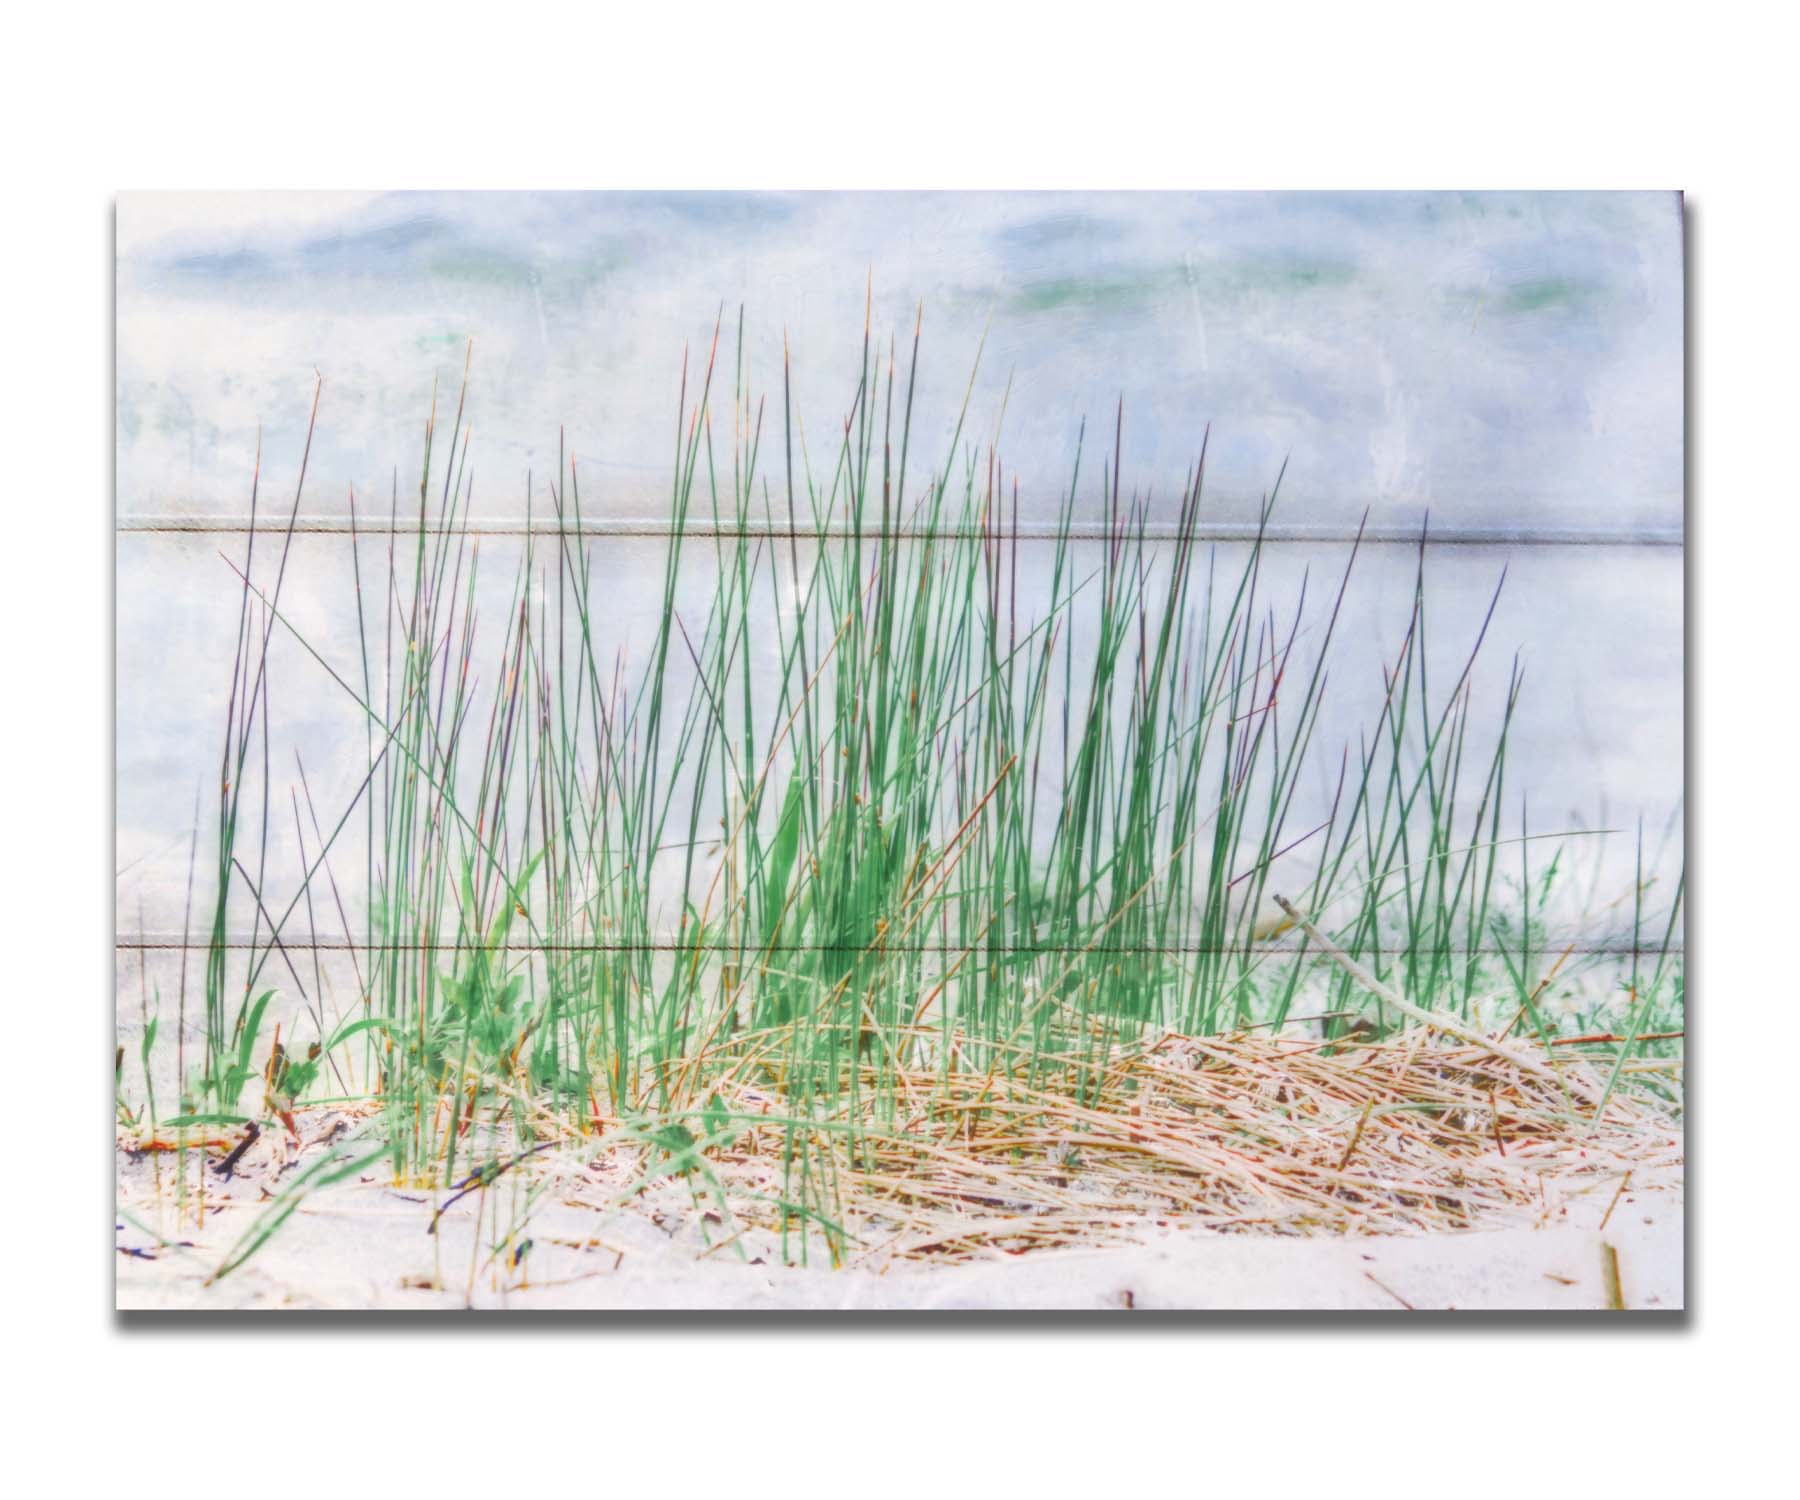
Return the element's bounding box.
[645,1023,1684,1266]
[120,1025,1683,1276]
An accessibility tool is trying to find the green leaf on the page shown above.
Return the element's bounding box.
[760,775,807,945]
[324,1015,391,1051]
[650,1122,696,1154]
[702,1093,728,1140]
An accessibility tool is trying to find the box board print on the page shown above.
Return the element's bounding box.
[114,192,1684,1311]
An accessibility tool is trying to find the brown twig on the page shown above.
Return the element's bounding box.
[1551,1031,1683,1047]
[212,1122,261,1178]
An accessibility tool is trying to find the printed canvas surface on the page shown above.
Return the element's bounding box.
[114,192,1684,1311]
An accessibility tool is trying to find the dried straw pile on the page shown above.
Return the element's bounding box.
[678,1026,1684,1265]
[122,1027,1682,1278]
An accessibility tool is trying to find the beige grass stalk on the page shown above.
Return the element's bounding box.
[1272,894,1602,1108]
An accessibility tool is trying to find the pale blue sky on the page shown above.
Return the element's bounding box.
[117,191,1682,534]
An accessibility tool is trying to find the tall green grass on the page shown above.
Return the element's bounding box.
[176,315,1684,1216]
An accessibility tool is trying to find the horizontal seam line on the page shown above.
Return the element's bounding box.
[114,938,1677,957]
[114,517,1685,547]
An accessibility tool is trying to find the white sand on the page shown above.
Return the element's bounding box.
[116,1152,1681,1312]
